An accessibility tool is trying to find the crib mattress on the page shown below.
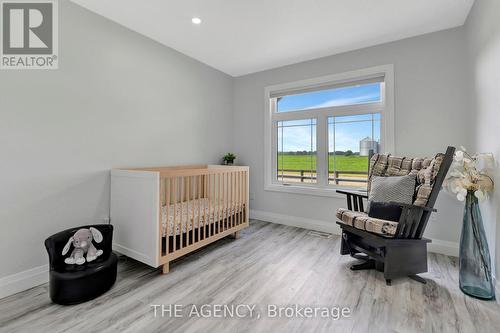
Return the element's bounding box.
[161,198,241,237]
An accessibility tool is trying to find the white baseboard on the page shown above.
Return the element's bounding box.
[427,239,459,257]
[250,209,459,257]
[250,209,340,235]
[0,265,48,300]
[496,279,500,305]
[113,242,157,268]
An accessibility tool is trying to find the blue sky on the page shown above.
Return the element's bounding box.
[277,84,381,152]
[277,83,381,112]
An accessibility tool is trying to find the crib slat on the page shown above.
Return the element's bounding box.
[241,171,246,223]
[233,172,236,227]
[173,177,178,252]
[206,174,209,239]
[218,172,222,234]
[159,178,164,257]
[211,173,216,238]
[236,171,239,227]
[197,175,201,242]
[165,178,170,254]
[238,171,243,225]
[231,172,234,229]
[211,173,215,238]
[240,171,245,224]
[241,172,244,224]
[230,171,234,229]
[191,176,195,244]
[222,172,227,231]
[227,172,231,229]
[191,176,195,245]
[238,171,242,225]
[180,177,185,249]
[186,176,189,246]
[244,171,248,223]
[235,171,238,227]
[226,172,231,229]
[190,176,193,245]
[205,175,209,239]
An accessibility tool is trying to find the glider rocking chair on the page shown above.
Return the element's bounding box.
[335,146,455,285]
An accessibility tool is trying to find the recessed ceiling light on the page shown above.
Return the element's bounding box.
[191,17,202,25]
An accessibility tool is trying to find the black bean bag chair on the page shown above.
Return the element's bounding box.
[44,224,117,305]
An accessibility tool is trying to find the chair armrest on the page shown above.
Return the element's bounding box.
[336,189,368,199]
[388,202,437,213]
[336,190,368,212]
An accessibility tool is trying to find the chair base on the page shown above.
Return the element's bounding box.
[340,224,430,285]
[350,259,376,271]
[350,258,427,285]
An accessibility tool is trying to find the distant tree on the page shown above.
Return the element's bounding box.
[345,150,353,156]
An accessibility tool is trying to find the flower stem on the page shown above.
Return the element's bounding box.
[468,194,491,282]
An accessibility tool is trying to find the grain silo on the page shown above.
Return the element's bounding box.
[360,137,379,156]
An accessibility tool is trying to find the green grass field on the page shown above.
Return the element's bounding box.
[277,154,368,172]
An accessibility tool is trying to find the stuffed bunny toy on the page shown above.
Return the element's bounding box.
[62,227,104,265]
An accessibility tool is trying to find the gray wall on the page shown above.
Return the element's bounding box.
[0,1,233,278]
[233,28,471,248]
[465,0,500,279]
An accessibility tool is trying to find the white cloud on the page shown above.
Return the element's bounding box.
[306,93,379,109]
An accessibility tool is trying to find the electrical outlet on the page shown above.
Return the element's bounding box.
[103,217,110,224]
[250,192,255,200]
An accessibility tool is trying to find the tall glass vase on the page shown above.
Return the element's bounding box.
[459,191,495,300]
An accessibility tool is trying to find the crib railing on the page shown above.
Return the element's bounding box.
[156,165,249,265]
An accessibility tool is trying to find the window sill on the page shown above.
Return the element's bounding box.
[264,183,366,199]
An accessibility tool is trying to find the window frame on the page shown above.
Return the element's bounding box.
[264,65,395,198]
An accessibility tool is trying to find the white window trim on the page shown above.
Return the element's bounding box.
[264,64,395,198]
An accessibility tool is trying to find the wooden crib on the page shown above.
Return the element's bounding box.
[110,165,249,274]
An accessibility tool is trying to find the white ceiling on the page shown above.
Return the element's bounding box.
[71,0,475,77]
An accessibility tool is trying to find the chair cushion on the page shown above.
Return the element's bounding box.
[367,174,416,212]
[368,152,446,207]
[336,208,398,237]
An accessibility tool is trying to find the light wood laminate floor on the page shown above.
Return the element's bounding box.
[1,220,499,333]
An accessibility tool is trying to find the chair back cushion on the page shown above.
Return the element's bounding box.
[368,153,446,207]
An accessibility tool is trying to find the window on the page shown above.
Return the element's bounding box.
[265,65,394,197]
[277,119,317,183]
[328,113,380,186]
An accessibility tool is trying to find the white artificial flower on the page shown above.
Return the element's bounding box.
[454,151,464,162]
[474,190,485,201]
[449,170,464,178]
[456,187,467,201]
[444,148,495,202]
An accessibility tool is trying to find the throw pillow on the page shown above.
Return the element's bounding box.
[367,174,416,213]
[368,202,403,222]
